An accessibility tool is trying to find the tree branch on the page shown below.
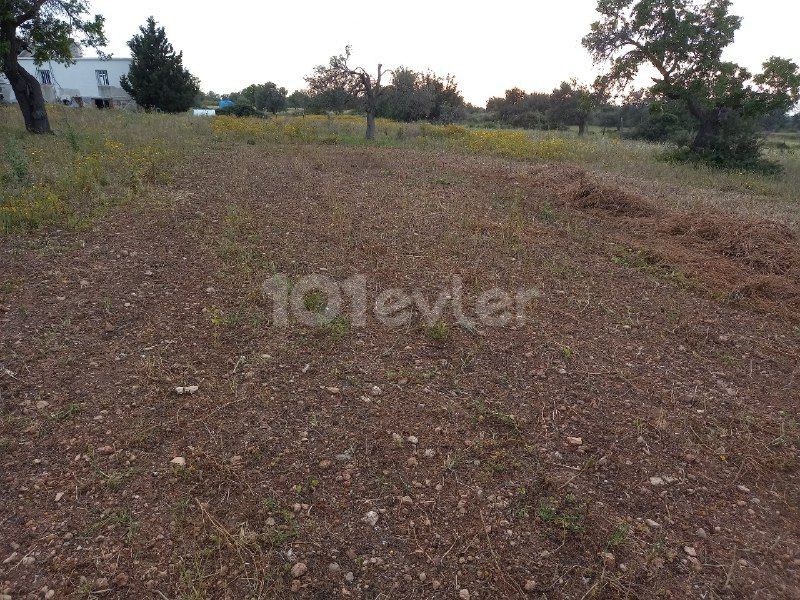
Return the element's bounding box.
[15,0,48,26]
[623,37,672,83]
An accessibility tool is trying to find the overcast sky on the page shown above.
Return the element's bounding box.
[86,0,800,105]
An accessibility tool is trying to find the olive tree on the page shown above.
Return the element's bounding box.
[379,68,465,123]
[0,0,105,133]
[549,80,599,136]
[239,82,287,114]
[306,46,389,139]
[583,0,800,168]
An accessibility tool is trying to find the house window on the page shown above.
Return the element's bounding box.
[96,70,110,86]
[38,69,52,85]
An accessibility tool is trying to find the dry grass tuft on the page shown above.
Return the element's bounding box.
[661,214,798,276]
[522,162,800,316]
[570,182,656,217]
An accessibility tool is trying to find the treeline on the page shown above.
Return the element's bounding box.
[198,72,800,144]
[199,69,469,123]
[484,88,653,136]
[156,3,800,171]
[484,83,594,133]
[114,6,800,172]
[198,80,800,138]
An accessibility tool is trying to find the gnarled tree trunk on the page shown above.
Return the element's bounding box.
[365,109,376,140]
[355,62,384,141]
[577,116,588,136]
[2,54,52,134]
[690,109,727,154]
[685,97,727,155]
[362,79,378,140]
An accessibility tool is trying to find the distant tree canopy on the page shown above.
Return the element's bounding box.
[758,108,793,132]
[485,81,599,132]
[550,80,600,136]
[486,88,553,129]
[377,68,466,123]
[120,17,199,113]
[1,0,106,133]
[286,90,312,111]
[235,82,287,114]
[305,86,355,114]
[630,98,695,142]
[195,89,220,107]
[583,0,800,171]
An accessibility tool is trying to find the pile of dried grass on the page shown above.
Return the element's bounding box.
[661,215,798,276]
[525,164,800,317]
[569,183,655,218]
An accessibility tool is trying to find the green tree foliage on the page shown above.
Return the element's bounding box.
[583,0,800,171]
[486,82,599,132]
[759,109,790,132]
[120,16,199,113]
[422,72,465,123]
[632,99,694,142]
[286,90,312,111]
[593,104,623,131]
[379,67,431,121]
[617,91,651,131]
[0,0,106,132]
[378,68,465,123]
[305,86,354,114]
[549,80,599,135]
[238,82,287,114]
[486,88,554,129]
[216,103,261,117]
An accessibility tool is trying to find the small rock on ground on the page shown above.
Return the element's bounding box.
[291,562,307,578]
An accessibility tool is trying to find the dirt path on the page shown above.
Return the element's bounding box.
[1,145,799,599]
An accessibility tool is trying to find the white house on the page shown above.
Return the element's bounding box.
[0,55,133,108]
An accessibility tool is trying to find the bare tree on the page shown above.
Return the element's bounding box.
[306,46,389,140]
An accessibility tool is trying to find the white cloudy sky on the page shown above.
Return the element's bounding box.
[86,0,800,105]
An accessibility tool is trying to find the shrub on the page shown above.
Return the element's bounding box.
[694,116,782,174]
[628,101,693,143]
[664,114,783,175]
[217,104,263,118]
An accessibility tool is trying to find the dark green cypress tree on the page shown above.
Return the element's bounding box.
[120,17,199,113]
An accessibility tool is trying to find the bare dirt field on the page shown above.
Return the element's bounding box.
[2,144,799,599]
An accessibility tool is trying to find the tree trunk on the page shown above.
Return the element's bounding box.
[3,55,52,134]
[690,109,724,154]
[365,110,376,140]
[684,95,725,155]
[577,117,587,136]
